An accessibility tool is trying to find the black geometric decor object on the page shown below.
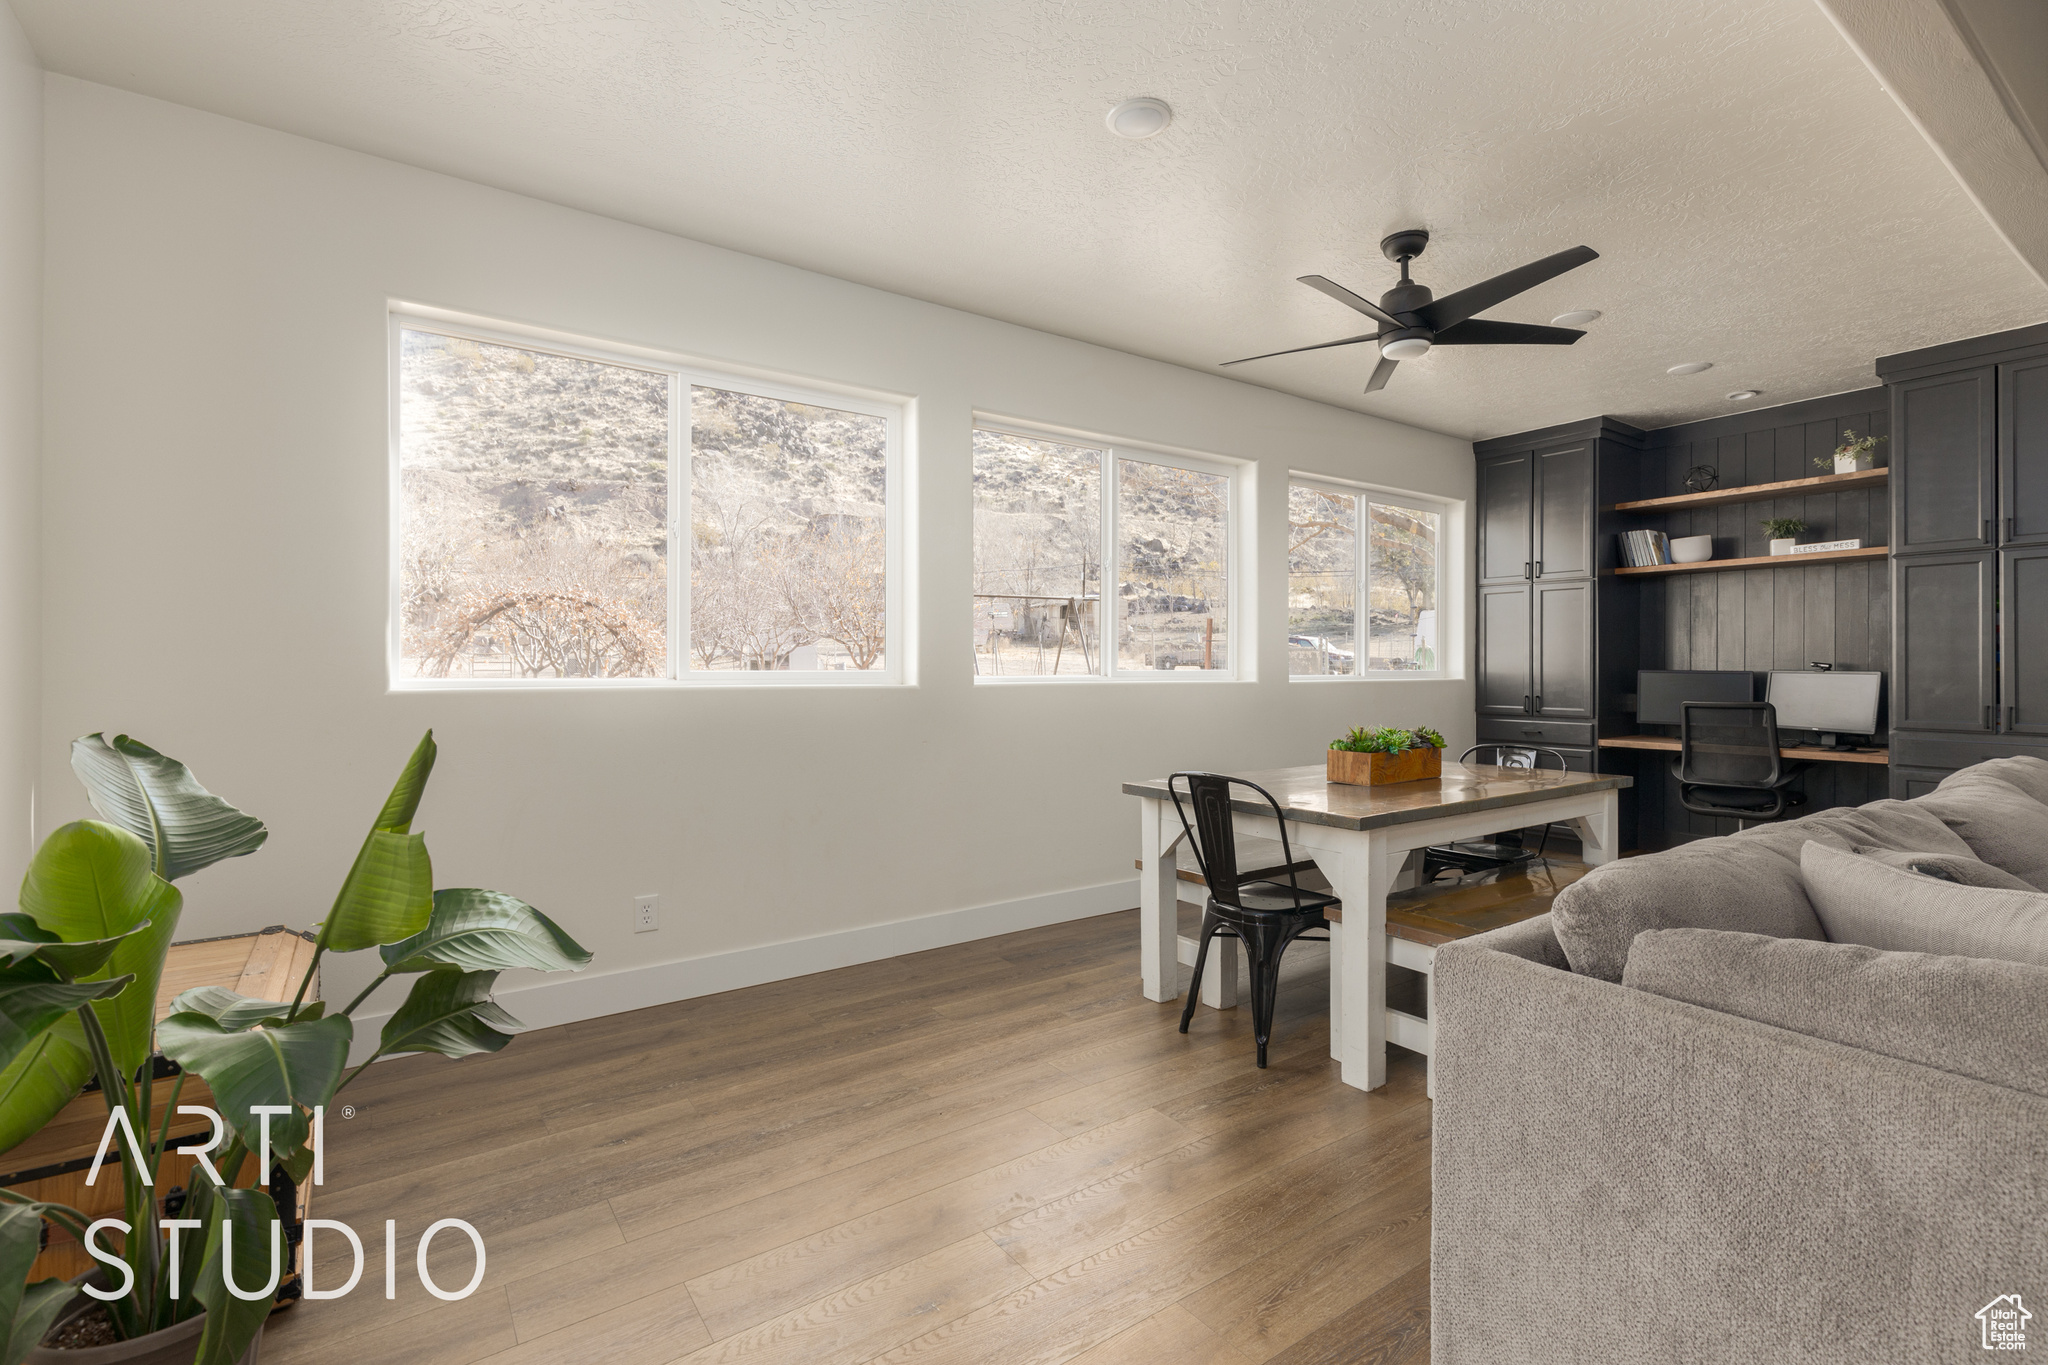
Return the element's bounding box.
[1683,465,1718,494]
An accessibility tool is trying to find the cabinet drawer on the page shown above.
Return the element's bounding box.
[1889,732,2048,773]
[1476,719,1595,748]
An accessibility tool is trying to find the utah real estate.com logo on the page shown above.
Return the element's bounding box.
[1978,1295,2030,1352]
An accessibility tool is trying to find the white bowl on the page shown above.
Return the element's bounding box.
[1670,535,1713,564]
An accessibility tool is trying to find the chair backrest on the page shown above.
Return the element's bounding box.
[1458,744,1568,771]
[1166,772,1301,908]
[1679,701,1782,787]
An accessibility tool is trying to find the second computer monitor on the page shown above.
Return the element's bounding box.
[1767,670,1882,743]
[1636,670,1754,725]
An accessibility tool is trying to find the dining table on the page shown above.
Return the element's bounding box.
[1123,760,1632,1092]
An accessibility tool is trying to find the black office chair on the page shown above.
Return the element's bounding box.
[1421,745,1571,881]
[1168,773,1337,1068]
[1672,701,1807,827]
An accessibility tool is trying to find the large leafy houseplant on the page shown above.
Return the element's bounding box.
[0,731,590,1364]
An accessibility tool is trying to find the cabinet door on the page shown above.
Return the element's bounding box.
[1532,443,1594,579]
[1477,583,1533,716]
[1892,368,1995,553]
[2001,355,2048,546]
[1532,579,1595,720]
[2004,546,2048,737]
[1890,765,1951,800]
[1891,550,1996,733]
[1477,450,1533,584]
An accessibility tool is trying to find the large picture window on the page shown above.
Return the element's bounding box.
[1288,477,1442,677]
[973,424,1235,678]
[393,314,901,684]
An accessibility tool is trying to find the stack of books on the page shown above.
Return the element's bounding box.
[1617,530,1672,567]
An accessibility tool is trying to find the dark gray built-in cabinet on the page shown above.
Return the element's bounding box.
[1472,418,1646,800]
[1880,322,2048,796]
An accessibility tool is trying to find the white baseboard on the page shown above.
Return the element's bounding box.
[346,878,1141,1063]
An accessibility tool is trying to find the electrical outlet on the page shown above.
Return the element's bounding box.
[634,894,659,933]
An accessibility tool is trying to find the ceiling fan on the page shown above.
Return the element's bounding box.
[1223,229,1599,393]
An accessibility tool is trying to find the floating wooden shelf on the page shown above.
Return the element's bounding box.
[1612,467,1888,513]
[1613,545,1889,576]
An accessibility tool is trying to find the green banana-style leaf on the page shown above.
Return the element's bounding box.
[4,1279,73,1365]
[316,830,432,955]
[0,1018,92,1156]
[0,912,152,981]
[169,986,323,1032]
[157,1011,352,1177]
[0,965,132,1082]
[381,889,594,975]
[0,1201,73,1365]
[374,730,437,834]
[70,734,268,882]
[190,1185,278,1365]
[379,970,524,1059]
[17,821,184,1073]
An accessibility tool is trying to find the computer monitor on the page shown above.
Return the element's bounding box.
[1636,670,1754,725]
[1767,670,1882,748]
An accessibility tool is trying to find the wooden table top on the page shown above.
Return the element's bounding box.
[1123,761,1631,832]
[1596,734,1890,766]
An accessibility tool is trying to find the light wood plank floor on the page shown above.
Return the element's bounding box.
[261,909,1434,1365]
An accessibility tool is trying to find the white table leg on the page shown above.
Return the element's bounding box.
[1326,919,1344,1062]
[1138,797,1182,1003]
[1197,925,1240,1010]
[1314,838,1392,1091]
[1572,791,1621,867]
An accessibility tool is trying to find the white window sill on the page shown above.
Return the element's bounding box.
[1288,672,1454,683]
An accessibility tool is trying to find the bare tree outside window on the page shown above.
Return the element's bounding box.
[1288,485,1357,675]
[1118,459,1228,672]
[1367,500,1440,671]
[689,385,887,671]
[971,430,1102,676]
[398,330,669,678]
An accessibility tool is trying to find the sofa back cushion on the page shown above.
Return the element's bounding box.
[1799,841,2048,968]
[1951,754,2048,807]
[1622,926,2048,1099]
[1914,771,2048,889]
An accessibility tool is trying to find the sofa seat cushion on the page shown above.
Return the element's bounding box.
[1799,841,2048,969]
[1848,844,2039,890]
[1550,839,1825,982]
[1914,771,2048,889]
[1622,926,2048,1099]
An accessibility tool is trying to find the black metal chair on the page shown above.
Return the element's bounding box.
[1168,773,1337,1068]
[1421,744,1571,881]
[1672,701,1807,827]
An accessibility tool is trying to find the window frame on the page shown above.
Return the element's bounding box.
[972,415,1243,683]
[1286,472,1450,683]
[388,307,908,689]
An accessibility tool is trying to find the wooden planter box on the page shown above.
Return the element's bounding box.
[1327,746,1442,786]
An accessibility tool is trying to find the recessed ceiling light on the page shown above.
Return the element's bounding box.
[1727,389,1762,401]
[1552,310,1602,327]
[1105,97,1173,139]
[1667,361,1714,376]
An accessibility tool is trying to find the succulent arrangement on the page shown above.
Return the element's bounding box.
[1761,517,1807,541]
[1330,725,1445,754]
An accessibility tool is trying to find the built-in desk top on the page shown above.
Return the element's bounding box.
[1596,734,1890,766]
[1122,762,1631,832]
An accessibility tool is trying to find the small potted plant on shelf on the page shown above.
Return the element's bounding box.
[1815,430,1886,475]
[1328,726,1446,786]
[0,730,591,1365]
[1762,517,1807,556]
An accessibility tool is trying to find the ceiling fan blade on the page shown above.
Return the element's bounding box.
[1364,355,1398,393]
[1431,319,1586,346]
[1415,246,1599,331]
[1220,332,1379,366]
[1298,275,1402,329]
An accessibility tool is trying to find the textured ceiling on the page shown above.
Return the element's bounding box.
[13,0,2048,440]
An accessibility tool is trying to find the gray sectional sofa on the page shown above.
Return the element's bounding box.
[1431,757,2048,1365]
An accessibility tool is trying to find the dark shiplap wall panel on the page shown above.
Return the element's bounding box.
[1627,392,1891,848]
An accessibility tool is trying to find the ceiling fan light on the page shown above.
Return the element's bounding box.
[1105,97,1172,139]
[1551,310,1602,327]
[1380,334,1432,361]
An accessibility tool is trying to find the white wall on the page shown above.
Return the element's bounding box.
[41,76,1474,1041]
[0,6,37,892]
